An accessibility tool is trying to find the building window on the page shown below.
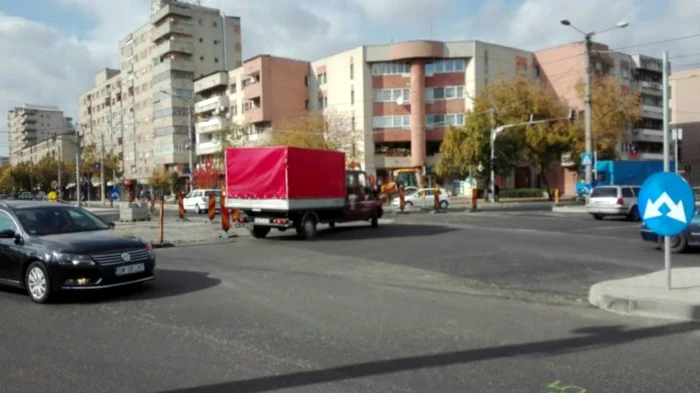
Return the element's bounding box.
[214,40,219,44]
[425,86,464,102]
[372,115,410,129]
[199,38,203,43]
[426,113,465,128]
[372,62,410,76]
[350,63,354,80]
[425,60,466,76]
[351,91,354,105]
[305,100,310,110]
[318,73,327,84]
[304,76,309,86]
[213,21,218,27]
[373,88,409,103]
[215,58,219,63]
[317,97,328,109]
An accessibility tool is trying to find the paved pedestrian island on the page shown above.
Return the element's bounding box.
[589,267,700,321]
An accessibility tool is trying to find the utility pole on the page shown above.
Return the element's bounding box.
[57,146,62,200]
[583,34,594,185]
[662,50,671,290]
[75,126,82,207]
[187,105,195,190]
[489,109,496,203]
[100,132,105,204]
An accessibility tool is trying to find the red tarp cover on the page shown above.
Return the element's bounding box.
[225,146,346,200]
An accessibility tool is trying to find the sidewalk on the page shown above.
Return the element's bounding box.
[589,268,700,321]
[112,219,245,247]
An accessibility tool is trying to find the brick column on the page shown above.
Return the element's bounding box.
[409,60,426,168]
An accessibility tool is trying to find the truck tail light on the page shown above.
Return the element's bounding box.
[273,218,288,225]
[616,198,624,206]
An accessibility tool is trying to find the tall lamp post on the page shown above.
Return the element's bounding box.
[156,90,196,190]
[560,19,629,185]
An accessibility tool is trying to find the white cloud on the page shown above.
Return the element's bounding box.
[1,0,698,158]
[452,0,700,62]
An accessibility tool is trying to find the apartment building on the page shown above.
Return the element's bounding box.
[13,134,78,166]
[7,104,74,165]
[78,68,123,158]
[0,156,10,167]
[671,67,700,184]
[78,0,241,191]
[192,55,310,166]
[193,40,536,180]
[535,43,667,160]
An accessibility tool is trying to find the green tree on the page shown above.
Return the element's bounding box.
[168,171,180,194]
[0,166,14,194]
[80,144,98,174]
[573,76,642,163]
[10,162,32,192]
[34,156,59,192]
[436,76,577,194]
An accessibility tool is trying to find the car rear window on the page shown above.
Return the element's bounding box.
[591,187,618,198]
[204,190,221,196]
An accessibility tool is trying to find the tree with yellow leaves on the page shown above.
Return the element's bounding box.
[263,111,359,163]
[574,76,641,161]
[436,75,577,192]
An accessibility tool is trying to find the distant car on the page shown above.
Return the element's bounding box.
[392,187,450,209]
[641,210,700,253]
[0,201,156,303]
[586,185,640,221]
[182,189,221,214]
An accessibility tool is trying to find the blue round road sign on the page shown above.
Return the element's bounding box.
[638,172,696,237]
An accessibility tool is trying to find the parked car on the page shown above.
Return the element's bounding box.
[391,187,450,209]
[0,201,156,303]
[640,210,700,253]
[586,185,640,221]
[183,189,221,214]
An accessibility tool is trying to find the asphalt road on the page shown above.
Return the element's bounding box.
[2,212,700,392]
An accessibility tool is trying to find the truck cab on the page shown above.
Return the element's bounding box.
[344,170,383,222]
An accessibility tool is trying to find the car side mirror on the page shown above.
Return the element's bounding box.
[0,229,15,239]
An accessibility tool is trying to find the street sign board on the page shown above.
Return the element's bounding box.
[580,152,593,166]
[638,172,695,237]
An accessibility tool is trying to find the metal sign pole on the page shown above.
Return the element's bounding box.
[662,50,671,290]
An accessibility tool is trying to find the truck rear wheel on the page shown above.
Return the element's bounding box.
[299,214,318,240]
[370,209,379,228]
[251,226,270,239]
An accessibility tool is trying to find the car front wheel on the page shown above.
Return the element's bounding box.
[658,233,688,253]
[25,262,52,304]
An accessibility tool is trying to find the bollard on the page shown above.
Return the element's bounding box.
[554,188,560,205]
[208,194,216,221]
[150,196,156,215]
[399,187,405,213]
[471,186,478,212]
[220,193,230,232]
[110,197,113,208]
[178,192,185,219]
[158,197,165,245]
[433,185,440,211]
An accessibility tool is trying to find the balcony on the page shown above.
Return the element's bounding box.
[194,72,229,94]
[151,3,192,25]
[642,105,664,119]
[151,20,192,42]
[196,116,229,134]
[374,154,411,168]
[195,95,229,115]
[245,107,266,124]
[630,128,664,143]
[153,58,195,75]
[196,140,222,156]
[153,39,193,59]
[243,82,262,100]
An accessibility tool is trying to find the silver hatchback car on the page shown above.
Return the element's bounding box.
[586,185,641,221]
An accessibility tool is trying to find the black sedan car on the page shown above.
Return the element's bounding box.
[640,209,700,253]
[0,201,155,303]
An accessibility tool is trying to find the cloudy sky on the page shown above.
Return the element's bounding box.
[1,0,699,155]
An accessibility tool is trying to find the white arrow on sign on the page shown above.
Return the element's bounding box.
[643,192,687,223]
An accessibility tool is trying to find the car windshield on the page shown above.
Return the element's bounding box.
[590,187,618,198]
[14,206,110,236]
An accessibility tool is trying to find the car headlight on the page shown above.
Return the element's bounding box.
[52,252,95,266]
[145,242,155,258]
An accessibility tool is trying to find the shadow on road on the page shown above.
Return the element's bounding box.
[157,321,700,393]
[56,269,221,304]
[269,223,456,241]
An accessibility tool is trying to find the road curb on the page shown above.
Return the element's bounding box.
[552,205,588,214]
[588,268,700,321]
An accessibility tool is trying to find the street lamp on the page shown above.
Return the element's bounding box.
[560,18,629,186]
[156,90,196,189]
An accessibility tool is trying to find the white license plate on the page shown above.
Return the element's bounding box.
[115,263,145,276]
[254,218,269,224]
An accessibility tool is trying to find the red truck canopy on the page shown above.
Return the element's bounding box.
[225,146,347,200]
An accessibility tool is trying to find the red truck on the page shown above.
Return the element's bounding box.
[224,146,383,240]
